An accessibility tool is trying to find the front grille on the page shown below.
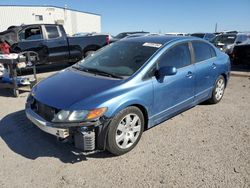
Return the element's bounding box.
[31,99,58,122]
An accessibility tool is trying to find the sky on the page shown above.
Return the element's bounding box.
[0,0,250,35]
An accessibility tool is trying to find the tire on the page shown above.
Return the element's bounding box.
[106,106,144,156]
[84,50,95,57]
[208,75,225,104]
[13,89,19,97]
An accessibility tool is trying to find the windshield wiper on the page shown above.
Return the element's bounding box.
[81,67,124,79]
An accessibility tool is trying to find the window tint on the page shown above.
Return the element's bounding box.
[192,41,216,62]
[18,27,43,41]
[159,43,191,69]
[45,26,60,39]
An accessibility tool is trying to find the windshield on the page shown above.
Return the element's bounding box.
[77,41,160,77]
[212,34,236,45]
[191,33,205,38]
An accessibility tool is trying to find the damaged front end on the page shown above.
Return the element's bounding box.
[25,95,111,152]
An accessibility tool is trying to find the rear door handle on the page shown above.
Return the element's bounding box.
[186,71,193,78]
[212,63,217,69]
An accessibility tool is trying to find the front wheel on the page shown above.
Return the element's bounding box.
[208,75,225,104]
[106,106,144,155]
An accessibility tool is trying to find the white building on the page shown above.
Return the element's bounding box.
[0,5,101,35]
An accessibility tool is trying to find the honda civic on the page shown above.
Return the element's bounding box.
[26,36,230,155]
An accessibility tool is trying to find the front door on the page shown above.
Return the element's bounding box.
[16,25,48,64]
[152,42,195,124]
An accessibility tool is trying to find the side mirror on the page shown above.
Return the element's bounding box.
[156,66,177,78]
[236,41,242,44]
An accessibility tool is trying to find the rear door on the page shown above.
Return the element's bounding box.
[44,25,69,63]
[191,41,218,102]
[152,42,195,124]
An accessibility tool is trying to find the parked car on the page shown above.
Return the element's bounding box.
[190,33,216,41]
[26,36,230,155]
[124,33,160,39]
[0,24,110,64]
[211,33,250,57]
[231,43,250,65]
[165,32,188,36]
[110,31,149,43]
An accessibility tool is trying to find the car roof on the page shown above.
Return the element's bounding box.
[122,35,192,45]
[191,33,213,34]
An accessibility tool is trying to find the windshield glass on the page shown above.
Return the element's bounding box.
[77,41,160,77]
[212,34,236,45]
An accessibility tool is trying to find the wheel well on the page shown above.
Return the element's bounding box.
[83,45,100,56]
[221,73,228,86]
[129,104,148,131]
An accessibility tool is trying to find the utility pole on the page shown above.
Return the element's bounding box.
[215,23,218,33]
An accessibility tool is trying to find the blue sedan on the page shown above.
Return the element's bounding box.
[26,36,230,155]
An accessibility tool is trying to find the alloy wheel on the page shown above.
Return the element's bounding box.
[115,113,142,149]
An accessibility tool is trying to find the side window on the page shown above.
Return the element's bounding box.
[192,41,215,63]
[239,35,247,42]
[45,26,60,39]
[159,43,191,69]
[18,27,43,41]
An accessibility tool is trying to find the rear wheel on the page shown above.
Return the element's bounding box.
[208,75,225,104]
[106,106,144,155]
[84,50,95,57]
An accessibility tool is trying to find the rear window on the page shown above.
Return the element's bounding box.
[192,41,216,63]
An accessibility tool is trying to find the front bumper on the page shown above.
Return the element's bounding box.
[26,108,70,138]
[25,106,111,151]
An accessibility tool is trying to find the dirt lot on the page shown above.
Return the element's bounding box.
[0,72,249,188]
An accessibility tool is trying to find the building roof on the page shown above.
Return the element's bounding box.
[0,4,101,16]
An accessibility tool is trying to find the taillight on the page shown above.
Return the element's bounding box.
[106,35,110,45]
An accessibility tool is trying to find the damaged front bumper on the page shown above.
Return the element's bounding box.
[25,106,111,152]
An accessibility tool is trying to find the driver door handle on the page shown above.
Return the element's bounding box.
[186,71,193,78]
[212,63,217,69]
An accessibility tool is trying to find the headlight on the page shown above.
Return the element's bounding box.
[52,107,107,123]
[53,110,70,122]
[68,110,88,121]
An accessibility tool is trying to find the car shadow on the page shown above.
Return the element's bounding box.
[0,88,29,98]
[0,110,114,163]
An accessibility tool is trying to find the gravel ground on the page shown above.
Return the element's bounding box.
[0,73,249,188]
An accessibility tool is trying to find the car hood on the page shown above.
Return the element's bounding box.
[32,68,123,110]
